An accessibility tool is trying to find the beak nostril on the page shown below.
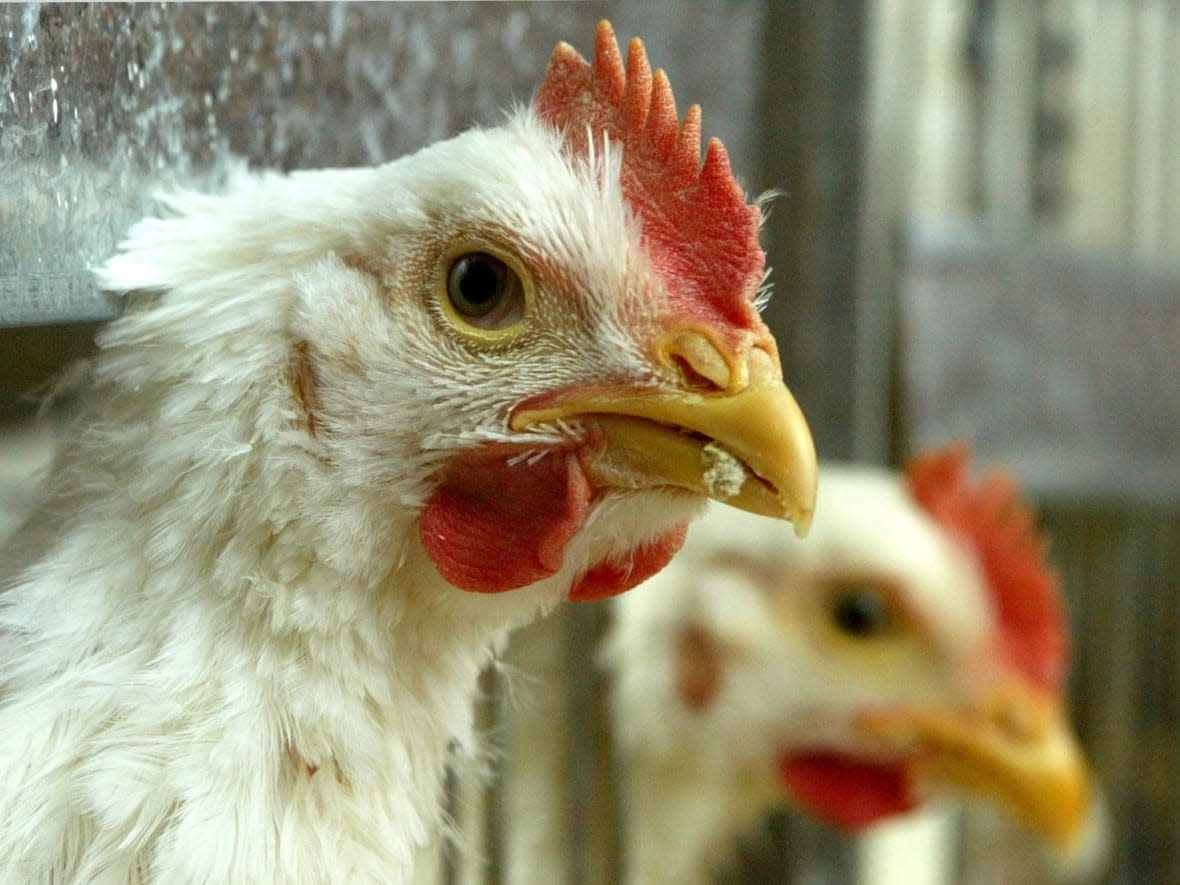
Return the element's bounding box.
[986,688,1051,743]
[995,705,1027,740]
[658,329,735,393]
[670,354,722,392]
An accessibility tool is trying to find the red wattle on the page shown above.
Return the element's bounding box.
[569,524,689,602]
[420,449,591,593]
[779,752,917,831]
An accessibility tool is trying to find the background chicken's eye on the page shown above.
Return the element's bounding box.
[445,251,526,331]
[829,588,894,639]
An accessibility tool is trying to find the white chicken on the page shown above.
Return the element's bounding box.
[505,446,1098,884]
[0,22,816,884]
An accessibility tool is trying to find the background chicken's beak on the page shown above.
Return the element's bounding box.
[860,686,1093,850]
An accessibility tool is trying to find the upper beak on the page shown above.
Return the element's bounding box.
[509,329,817,534]
[859,682,1093,851]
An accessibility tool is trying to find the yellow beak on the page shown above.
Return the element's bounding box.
[509,331,817,534]
[859,684,1093,851]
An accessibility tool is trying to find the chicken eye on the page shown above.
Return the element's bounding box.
[829,588,893,639]
[444,251,526,331]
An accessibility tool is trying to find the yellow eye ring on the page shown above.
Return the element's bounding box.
[436,240,532,343]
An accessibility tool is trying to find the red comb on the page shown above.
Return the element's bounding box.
[905,444,1068,692]
[534,21,765,338]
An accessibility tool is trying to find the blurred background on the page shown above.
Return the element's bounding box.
[1,2,1177,883]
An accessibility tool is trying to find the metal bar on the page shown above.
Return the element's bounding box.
[479,666,505,885]
[979,0,1040,226]
[564,604,593,885]
[851,0,929,466]
[440,765,461,885]
[0,273,120,328]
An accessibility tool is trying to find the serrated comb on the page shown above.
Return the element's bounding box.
[906,444,1068,693]
[534,21,765,338]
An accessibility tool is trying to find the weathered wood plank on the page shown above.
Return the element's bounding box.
[899,222,1180,504]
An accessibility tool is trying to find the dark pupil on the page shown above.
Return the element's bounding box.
[832,591,888,637]
[452,254,505,313]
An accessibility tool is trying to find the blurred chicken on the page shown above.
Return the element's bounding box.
[0,22,816,884]
[505,446,1101,884]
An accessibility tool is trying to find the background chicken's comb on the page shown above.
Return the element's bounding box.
[906,444,1068,692]
[534,21,765,337]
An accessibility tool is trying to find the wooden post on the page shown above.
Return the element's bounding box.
[758,0,868,463]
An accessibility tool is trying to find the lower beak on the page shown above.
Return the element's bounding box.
[509,351,817,534]
[859,687,1093,851]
